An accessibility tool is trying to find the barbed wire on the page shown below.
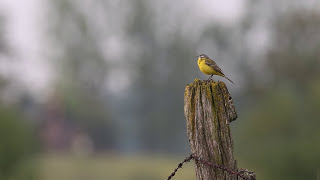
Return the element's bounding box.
[167,154,193,180]
[167,154,256,180]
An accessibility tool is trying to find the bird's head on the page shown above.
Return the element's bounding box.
[197,54,209,60]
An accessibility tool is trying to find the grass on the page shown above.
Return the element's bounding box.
[37,153,195,180]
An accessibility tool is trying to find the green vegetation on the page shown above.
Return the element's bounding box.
[233,10,320,180]
[0,107,37,180]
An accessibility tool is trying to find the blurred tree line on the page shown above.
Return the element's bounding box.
[46,0,197,153]
[0,16,37,180]
[235,9,320,179]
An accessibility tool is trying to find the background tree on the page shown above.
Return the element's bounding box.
[0,14,38,180]
[235,10,320,180]
[47,0,115,150]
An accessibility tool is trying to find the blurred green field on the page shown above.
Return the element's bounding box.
[37,153,195,180]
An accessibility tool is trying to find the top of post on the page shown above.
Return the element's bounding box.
[185,78,237,123]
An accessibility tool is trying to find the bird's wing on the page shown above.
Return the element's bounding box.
[205,59,225,75]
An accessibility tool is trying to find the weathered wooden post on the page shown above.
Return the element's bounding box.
[184,79,253,180]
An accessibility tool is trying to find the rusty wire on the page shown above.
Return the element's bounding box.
[167,154,256,180]
[167,154,194,180]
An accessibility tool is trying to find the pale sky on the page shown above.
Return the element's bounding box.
[0,0,53,99]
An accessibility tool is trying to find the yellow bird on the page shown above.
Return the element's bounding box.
[197,54,234,83]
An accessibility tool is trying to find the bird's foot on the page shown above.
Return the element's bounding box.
[206,75,213,82]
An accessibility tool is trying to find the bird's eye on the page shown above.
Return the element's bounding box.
[200,55,204,58]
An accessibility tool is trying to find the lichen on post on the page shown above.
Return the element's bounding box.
[184,79,238,180]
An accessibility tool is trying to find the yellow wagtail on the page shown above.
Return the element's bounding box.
[197,54,234,83]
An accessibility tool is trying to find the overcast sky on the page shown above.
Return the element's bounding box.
[0,0,52,99]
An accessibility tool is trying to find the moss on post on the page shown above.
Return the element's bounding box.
[184,79,238,180]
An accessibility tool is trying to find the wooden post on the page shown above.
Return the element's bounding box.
[184,79,239,180]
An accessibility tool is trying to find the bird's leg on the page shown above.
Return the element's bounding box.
[207,74,213,81]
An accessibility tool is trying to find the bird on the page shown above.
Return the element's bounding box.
[197,54,234,83]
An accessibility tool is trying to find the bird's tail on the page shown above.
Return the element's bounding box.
[224,75,234,84]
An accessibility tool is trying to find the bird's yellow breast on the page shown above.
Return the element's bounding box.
[197,59,218,75]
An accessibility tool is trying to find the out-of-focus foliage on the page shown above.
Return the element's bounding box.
[0,15,38,180]
[267,11,320,85]
[0,16,9,55]
[47,0,198,153]
[46,0,116,150]
[235,10,320,180]
[0,107,38,180]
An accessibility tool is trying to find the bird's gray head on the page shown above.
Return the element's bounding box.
[198,54,209,59]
